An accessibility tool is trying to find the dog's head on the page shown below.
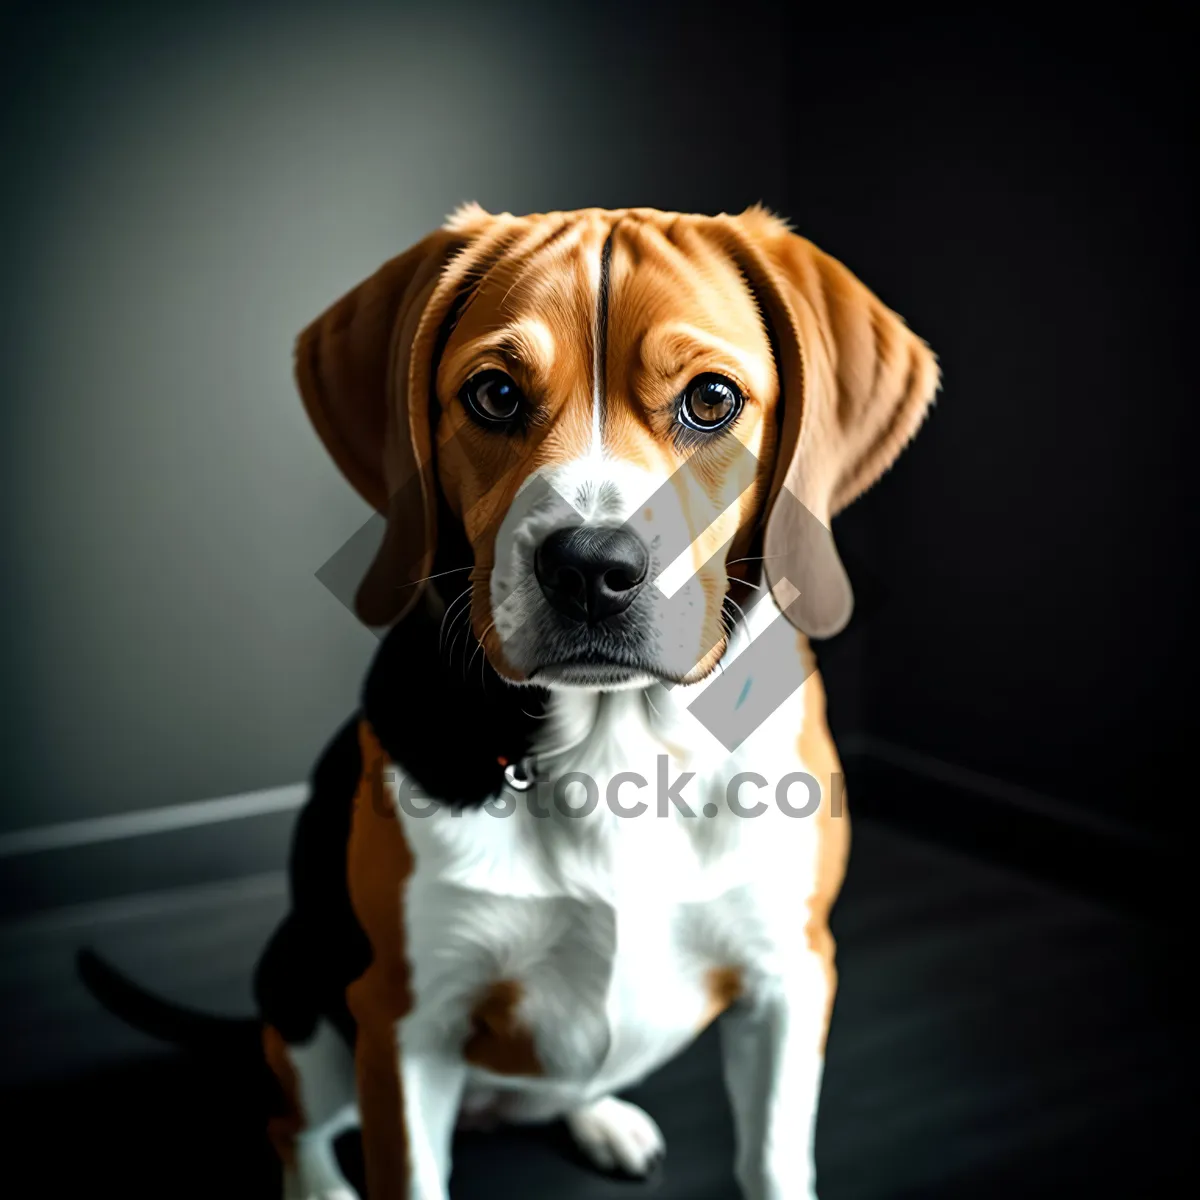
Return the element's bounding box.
[296,205,938,689]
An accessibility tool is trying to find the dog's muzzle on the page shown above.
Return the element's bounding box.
[534,526,649,624]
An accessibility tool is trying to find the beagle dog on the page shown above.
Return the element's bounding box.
[98,204,939,1200]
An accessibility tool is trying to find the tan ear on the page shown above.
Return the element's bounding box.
[295,205,503,626]
[716,207,940,638]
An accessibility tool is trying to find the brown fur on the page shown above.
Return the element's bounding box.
[795,634,851,1054]
[345,720,416,1200]
[463,981,545,1077]
[262,1024,305,1168]
[697,966,746,1032]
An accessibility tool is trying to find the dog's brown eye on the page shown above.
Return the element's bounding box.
[461,370,526,426]
[679,374,743,432]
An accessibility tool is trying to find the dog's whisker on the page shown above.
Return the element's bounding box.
[469,622,495,682]
[535,731,595,763]
[401,566,474,590]
[724,594,751,630]
[438,586,474,650]
[438,584,472,626]
[728,574,766,592]
[455,611,492,683]
[442,607,474,666]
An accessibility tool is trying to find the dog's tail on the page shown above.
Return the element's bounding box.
[77,948,263,1058]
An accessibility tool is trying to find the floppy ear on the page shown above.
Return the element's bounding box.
[717,207,940,638]
[295,206,502,625]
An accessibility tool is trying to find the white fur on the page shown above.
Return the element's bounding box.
[282,1021,359,1200]
[590,239,605,457]
[565,1095,665,1175]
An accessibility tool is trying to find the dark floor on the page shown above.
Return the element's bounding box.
[0,815,1191,1199]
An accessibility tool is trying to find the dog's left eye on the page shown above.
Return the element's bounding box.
[460,370,526,426]
[678,374,743,432]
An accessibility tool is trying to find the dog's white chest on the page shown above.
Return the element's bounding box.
[400,829,779,1096]
[389,685,816,1098]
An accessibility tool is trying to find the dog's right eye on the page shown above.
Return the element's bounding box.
[460,370,526,428]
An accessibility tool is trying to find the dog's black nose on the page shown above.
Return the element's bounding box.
[535,526,649,623]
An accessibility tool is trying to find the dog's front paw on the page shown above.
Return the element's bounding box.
[565,1096,665,1177]
[282,1165,358,1200]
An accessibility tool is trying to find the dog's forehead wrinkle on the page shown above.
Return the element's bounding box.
[642,320,773,394]
[487,317,557,364]
[497,214,607,311]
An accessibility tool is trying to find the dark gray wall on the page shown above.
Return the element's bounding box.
[771,15,1196,840]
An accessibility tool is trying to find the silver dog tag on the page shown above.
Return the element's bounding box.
[503,758,536,791]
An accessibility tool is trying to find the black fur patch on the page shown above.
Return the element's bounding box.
[253,717,368,1045]
[362,604,549,808]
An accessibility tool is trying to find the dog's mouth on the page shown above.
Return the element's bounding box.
[530,662,658,689]
[528,649,662,689]
[488,578,730,690]
[524,643,723,690]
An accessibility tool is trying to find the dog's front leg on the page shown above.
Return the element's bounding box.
[399,1045,469,1199]
[718,955,831,1200]
[354,1009,467,1200]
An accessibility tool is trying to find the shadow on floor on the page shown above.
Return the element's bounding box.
[0,820,1190,1198]
[3,1028,736,1199]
